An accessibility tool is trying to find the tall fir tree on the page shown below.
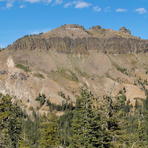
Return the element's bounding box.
[38,113,60,148]
[69,88,109,148]
[0,94,23,148]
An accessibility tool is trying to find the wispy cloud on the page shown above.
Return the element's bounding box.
[1,0,91,9]
[25,0,40,3]
[55,0,63,5]
[135,8,147,14]
[75,1,91,9]
[116,8,127,13]
[6,2,13,8]
[64,1,91,9]
[93,6,101,12]
[25,0,52,4]
[0,0,52,9]
[64,2,73,8]
[1,0,148,16]
[19,5,26,8]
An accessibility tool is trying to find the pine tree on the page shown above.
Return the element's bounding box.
[103,90,132,148]
[0,94,23,148]
[69,88,108,148]
[38,114,60,148]
[140,92,148,146]
[58,111,73,147]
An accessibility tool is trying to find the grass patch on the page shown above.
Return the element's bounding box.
[50,68,79,82]
[16,64,31,72]
[33,73,45,79]
[75,67,90,78]
[116,66,128,75]
[57,68,79,82]
[107,55,129,76]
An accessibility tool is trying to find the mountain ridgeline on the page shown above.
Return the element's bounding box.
[1,24,148,148]
[7,24,148,54]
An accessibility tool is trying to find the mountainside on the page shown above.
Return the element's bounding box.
[1,24,148,115]
[7,24,148,54]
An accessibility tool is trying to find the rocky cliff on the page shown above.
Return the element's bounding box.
[7,24,148,54]
[1,24,148,115]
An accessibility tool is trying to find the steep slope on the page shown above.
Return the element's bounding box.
[0,50,148,114]
[1,24,148,115]
[7,24,148,54]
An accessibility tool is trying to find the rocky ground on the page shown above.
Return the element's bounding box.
[0,24,148,115]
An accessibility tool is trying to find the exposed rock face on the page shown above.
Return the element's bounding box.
[7,36,148,54]
[0,50,148,113]
[7,57,15,68]
[7,24,148,54]
[1,24,148,114]
[119,27,131,35]
[90,25,102,30]
[43,24,91,39]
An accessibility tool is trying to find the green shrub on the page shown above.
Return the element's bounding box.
[28,106,34,111]
[116,66,128,75]
[36,94,46,106]
[34,73,45,79]
[16,64,31,72]
[75,67,90,78]
[57,68,79,82]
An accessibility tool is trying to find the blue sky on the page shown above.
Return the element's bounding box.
[0,0,148,47]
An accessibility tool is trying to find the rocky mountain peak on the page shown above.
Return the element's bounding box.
[90,25,102,30]
[60,24,85,30]
[119,27,131,35]
[6,24,148,54]
[42,24,90,39]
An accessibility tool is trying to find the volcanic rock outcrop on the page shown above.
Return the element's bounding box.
[0,24,148,114]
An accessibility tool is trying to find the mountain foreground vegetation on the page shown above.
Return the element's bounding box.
[0,24,148,147]
[0,87,148,148]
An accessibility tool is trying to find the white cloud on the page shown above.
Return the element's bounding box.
[64,1,91,9]
[25,0,52,3]
[64,2,73,8]
[93,6,101,12]
[116,8,127,13]
[25,0,40,3]
[2,0,52,8]
[19,5,25,8]
[55,0,63,5]
[75,1,91,9]
[135,8,147,14]
[6,2,13,8]
[46,0,52,3]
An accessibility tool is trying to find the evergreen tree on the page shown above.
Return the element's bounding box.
[58,111,73,147]
[103,90,132,148]
[38,114,60,148]
[139,97,148,147]
[0,94,23,148]
[69,88,108,148]
[19,110,40,148]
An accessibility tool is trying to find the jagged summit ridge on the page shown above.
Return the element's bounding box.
[42,24,135,39]
[42,24,91,39]
[56,24,85,30]
[7,24,148,54]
